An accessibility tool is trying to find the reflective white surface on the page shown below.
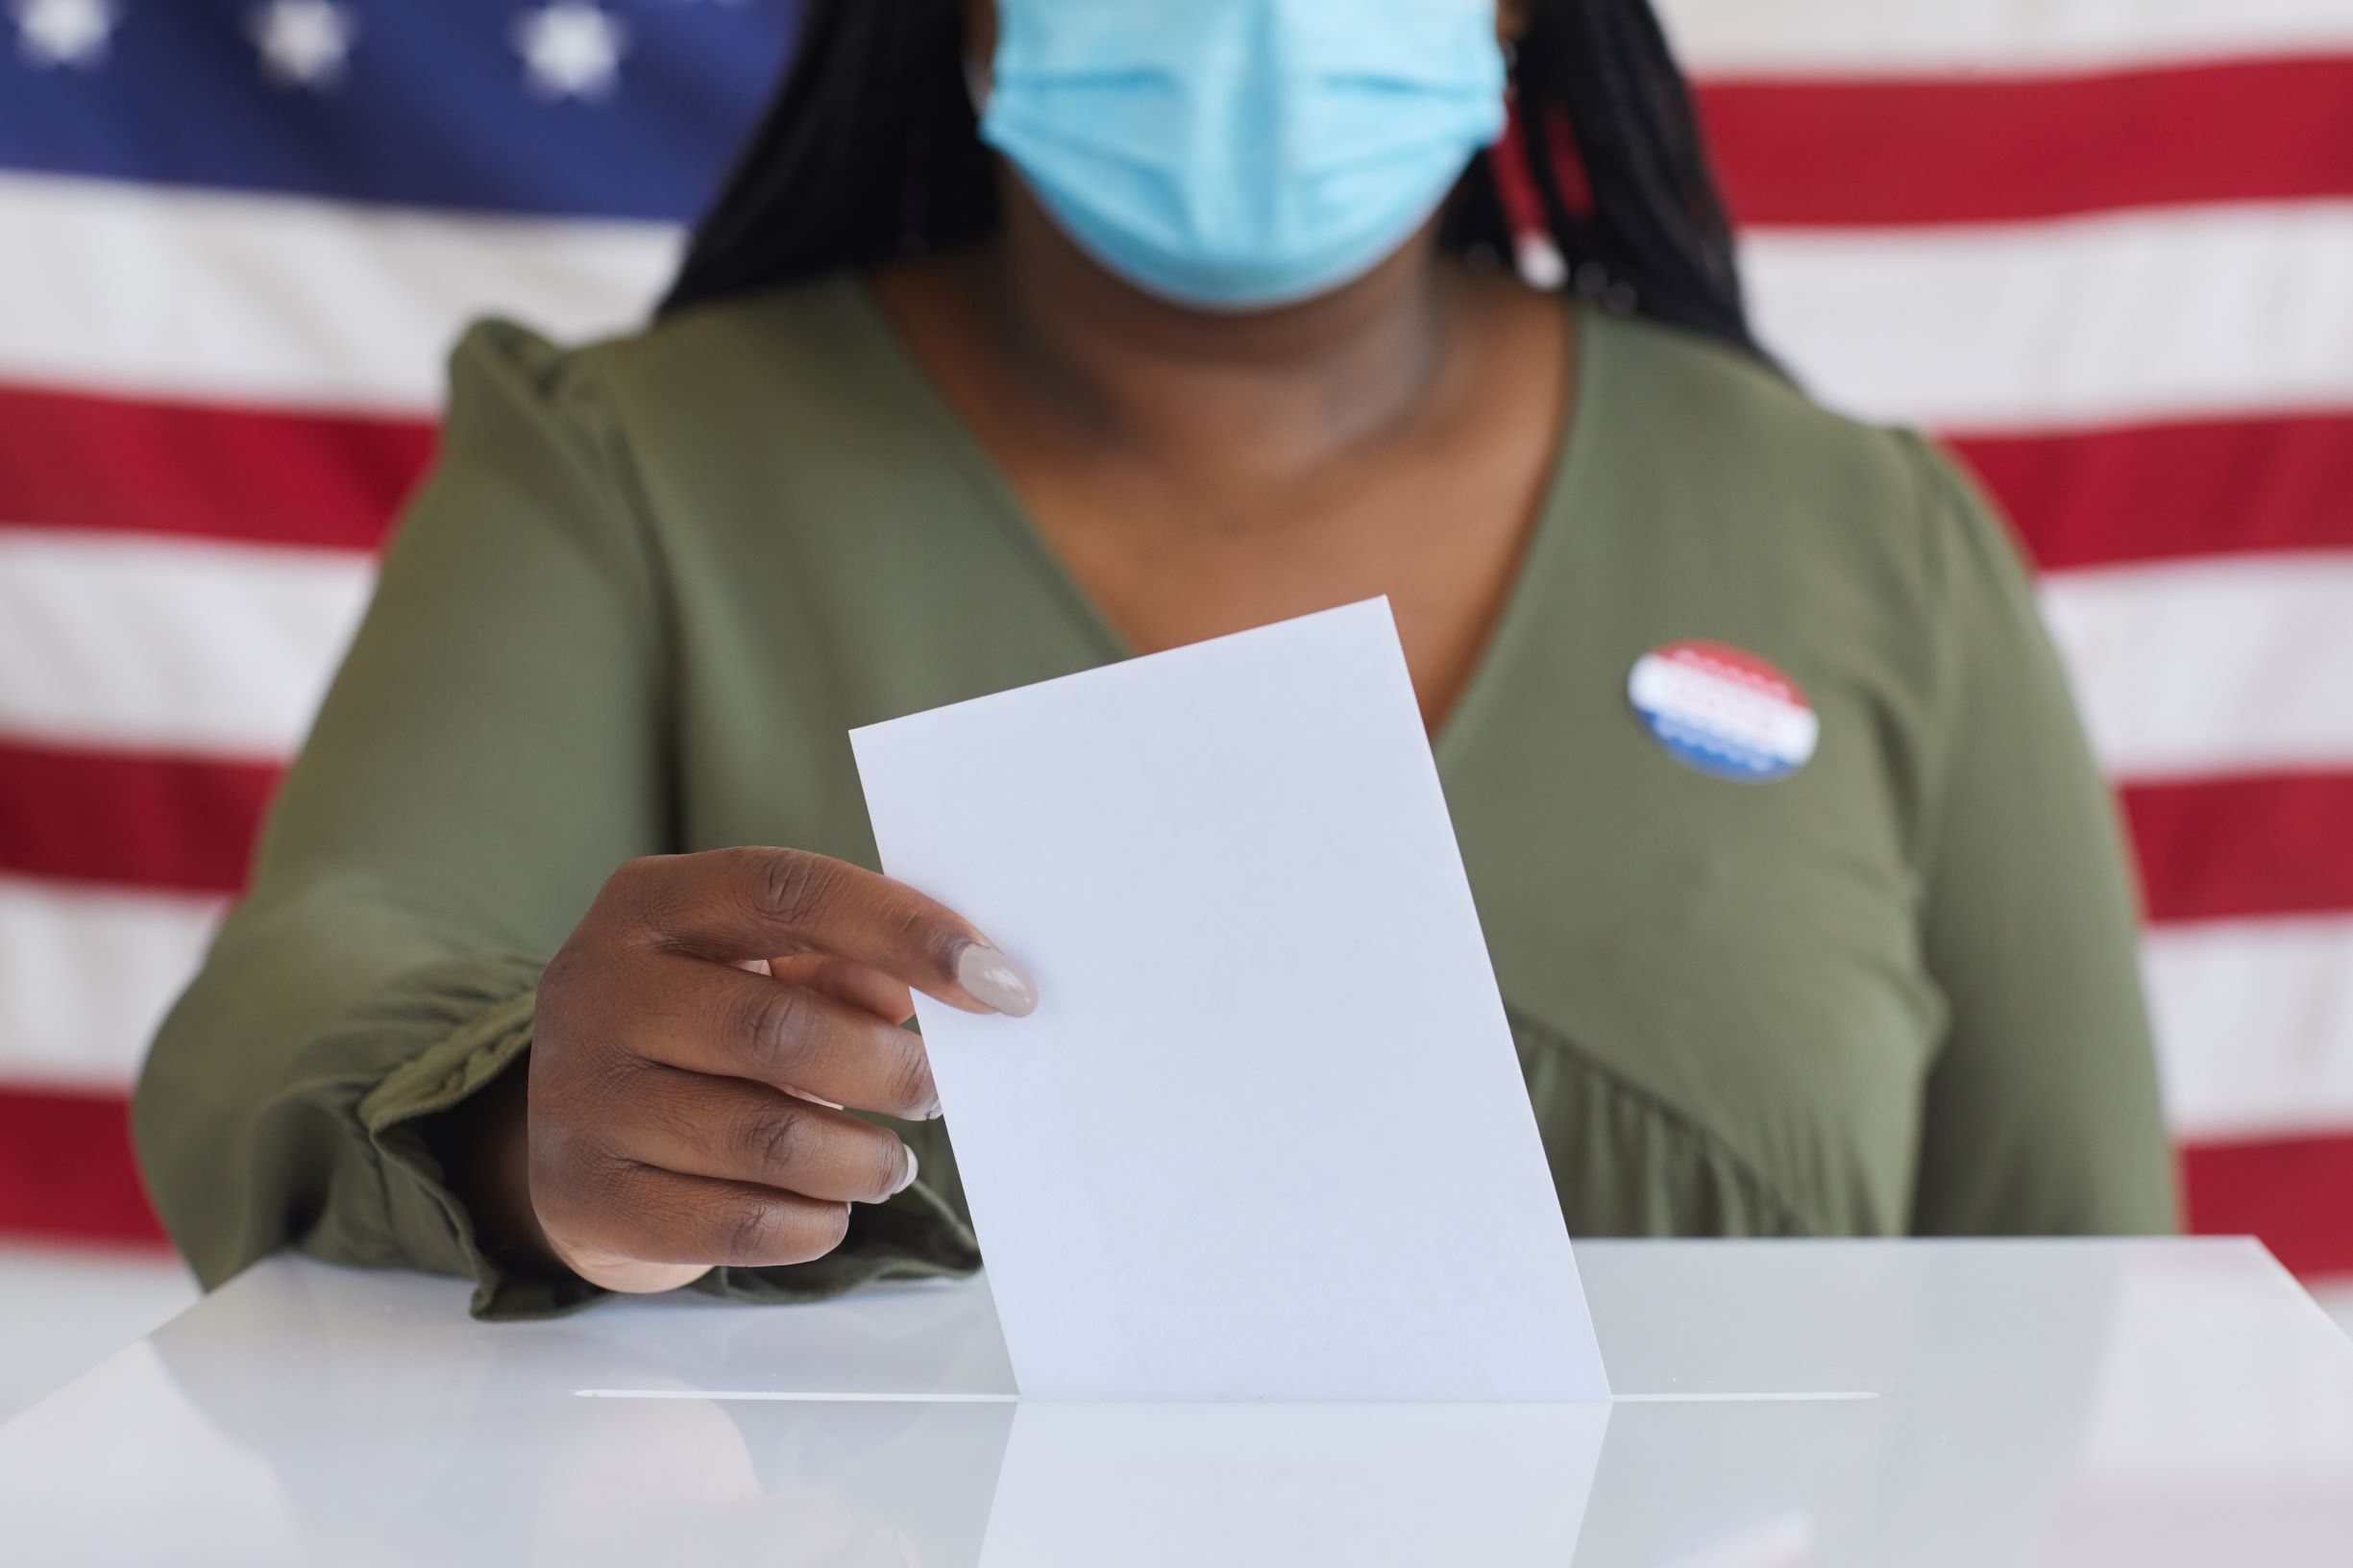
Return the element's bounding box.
[2,1240,2347,1566]
[0,1242,195,1423]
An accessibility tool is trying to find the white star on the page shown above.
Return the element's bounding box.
[12,0,119,68]
[511,2,628,102]
[249,0,355,89]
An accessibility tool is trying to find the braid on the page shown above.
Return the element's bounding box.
[665,0,1758,359]
[1517,0,1754,349]
[1456,0,1755,349]
[662,0,989,312]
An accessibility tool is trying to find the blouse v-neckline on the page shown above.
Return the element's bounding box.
[834,274,1606,772]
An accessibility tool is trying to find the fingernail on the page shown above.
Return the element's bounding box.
[892,1143,920,1195]
[955,942,1038,1017]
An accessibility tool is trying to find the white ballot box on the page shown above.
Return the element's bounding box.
[2,1239,2347,1566]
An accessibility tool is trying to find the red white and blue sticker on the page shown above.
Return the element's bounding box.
[1628,641,1819,783]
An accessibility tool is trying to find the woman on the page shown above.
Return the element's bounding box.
[135,0,2174,1317]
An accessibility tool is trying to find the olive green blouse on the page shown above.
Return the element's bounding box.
[134,277,2177,1318]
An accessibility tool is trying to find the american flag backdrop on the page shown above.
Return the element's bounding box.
[1,0,2349,1306]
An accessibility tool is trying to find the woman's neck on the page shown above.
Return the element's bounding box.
[966,182,1468,485]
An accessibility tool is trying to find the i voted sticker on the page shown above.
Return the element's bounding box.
[1628,641,1819,783]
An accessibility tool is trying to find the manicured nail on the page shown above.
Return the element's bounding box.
[892,1143,920,1195]
[955,942,1038,1017]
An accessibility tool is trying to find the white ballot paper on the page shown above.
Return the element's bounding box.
[850,599,1608,1403]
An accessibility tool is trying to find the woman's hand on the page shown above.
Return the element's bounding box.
[519,846,1036,1294]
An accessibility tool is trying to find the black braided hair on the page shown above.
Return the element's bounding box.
[662,0,1757,355]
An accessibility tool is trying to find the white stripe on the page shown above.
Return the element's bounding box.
[0,170,678,414]
[0,879,224,1090]
[1657,0,2353,77]
[13,184,2349,439]
[2038,555,2353,781]
[1742,203,2353,432]
[0,530,374,755]
[2146,917,2353,1141]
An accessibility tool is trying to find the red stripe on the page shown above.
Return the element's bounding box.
[8,753,2351,931]
[2183,1132,2353,1280]
[0,1086,169,1247]
[1492,99,1549,236]
[0,740,276,895]
[3,1079,2347,1276]
[1949,415,2353,573]
[2123,772,2353,926]
[1492,101,1593,239]
[1540,104,1593,218]
[0,380,430,551]
[1,392,2339,573]
[9,1077,2350,1277]
[1695,55,2353,227]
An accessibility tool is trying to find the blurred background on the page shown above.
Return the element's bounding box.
[2,0,2348,1418]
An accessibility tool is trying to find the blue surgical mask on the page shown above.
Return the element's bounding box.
[979,0,1509,313]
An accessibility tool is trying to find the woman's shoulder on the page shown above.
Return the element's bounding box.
[434,273,948,530]
[443,273,893,430]
[604,272,878,372]
[1587,304,1997,583]
[1594,306,1936,487]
